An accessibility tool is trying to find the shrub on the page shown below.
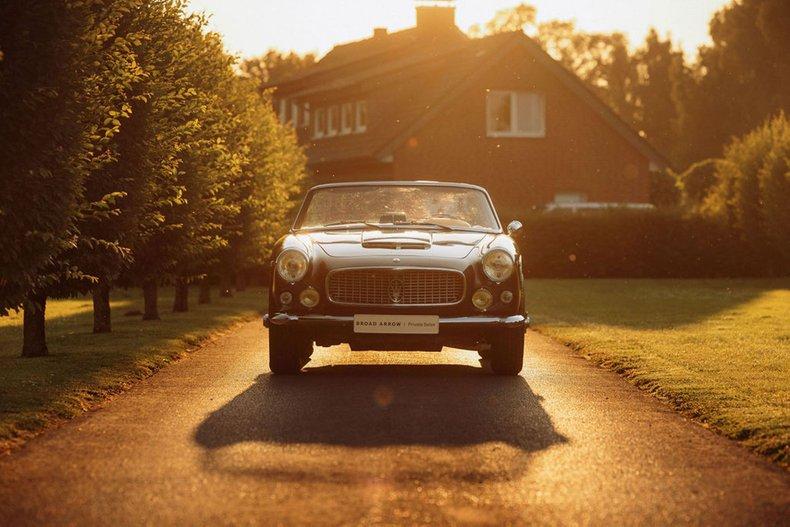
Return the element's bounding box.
[701,113,790,273]
[507,209,770,278]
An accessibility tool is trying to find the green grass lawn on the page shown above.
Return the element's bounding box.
[526,278,789,466]
[0,287,267,452]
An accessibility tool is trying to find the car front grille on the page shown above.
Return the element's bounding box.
[326,268,465,306]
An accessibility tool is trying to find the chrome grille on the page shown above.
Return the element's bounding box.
[327,268,465,306]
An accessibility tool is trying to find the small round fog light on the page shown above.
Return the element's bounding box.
[472,288,493,311]
[500,290,514,303]
[279,291,293,305]
[299,287,320,308]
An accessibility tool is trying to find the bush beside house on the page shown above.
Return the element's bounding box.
[508,113,789,279]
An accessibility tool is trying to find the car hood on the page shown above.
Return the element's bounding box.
[307,230,491,259]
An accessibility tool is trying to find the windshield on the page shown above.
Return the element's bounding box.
[295,185,500,232]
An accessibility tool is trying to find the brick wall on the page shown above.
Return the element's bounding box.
[391,46,652,213]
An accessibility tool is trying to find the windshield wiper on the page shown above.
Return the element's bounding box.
[319,220,456,232]
[394,221,455,231]
[322,220,382,229]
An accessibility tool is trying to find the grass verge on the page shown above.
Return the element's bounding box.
[0,287,266,453]
[526,278,789,467]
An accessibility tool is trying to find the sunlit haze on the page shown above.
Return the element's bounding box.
[188,0,732,60]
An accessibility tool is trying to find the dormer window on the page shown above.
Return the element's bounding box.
[341,103,354,134]
[486,91,545,138]
[355,100,368,133]
[327,106,339,136]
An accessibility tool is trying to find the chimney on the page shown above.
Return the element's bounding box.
[373,27,388,38]
[415,1,456,33]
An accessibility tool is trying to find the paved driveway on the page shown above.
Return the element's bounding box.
[0,322,787,525]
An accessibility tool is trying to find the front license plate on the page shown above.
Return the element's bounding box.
[353,314,439,334]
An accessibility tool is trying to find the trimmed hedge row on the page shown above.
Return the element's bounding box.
[507,209,783,278]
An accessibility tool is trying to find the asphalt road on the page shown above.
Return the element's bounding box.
[0,321,787,526]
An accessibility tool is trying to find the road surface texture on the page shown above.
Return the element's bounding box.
[0,321,787,526]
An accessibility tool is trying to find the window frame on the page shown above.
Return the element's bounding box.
[313,107,326,139]
[290,101,299,126]
[278,98,287,124]
[327,105,339,137]
[301,102,310,128]
[486,90,546,138]
[355,100,368,133]
[341,102,354,134]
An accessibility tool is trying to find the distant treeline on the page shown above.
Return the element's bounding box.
[0,0,305,356]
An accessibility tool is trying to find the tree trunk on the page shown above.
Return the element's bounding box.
[22,292,48,357]
[92,279,112,333]
[220,274,233,298]
[173,279,189,312]
[235,271,247,292]
[198,279,211,304]
[142,279,160,321]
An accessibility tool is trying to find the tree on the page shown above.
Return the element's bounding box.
[702,113,790,272]
[469,3,536,36]
[66,2,148,333]
[0,0,140,354]
[691,0,790,159]
[631,29,686,165]
[209,77,305,297]
[120,3,224,320]
[239,49,316,92]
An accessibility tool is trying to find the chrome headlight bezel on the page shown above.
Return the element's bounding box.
[275,249,309,283]
[482,249,515,282]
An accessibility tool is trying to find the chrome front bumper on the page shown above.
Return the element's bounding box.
[263,313,529,331]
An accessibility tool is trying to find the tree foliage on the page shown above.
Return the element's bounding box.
[0,0,142,315]
[0,0,305,352]
[701,113,789,270]
[239,49,316,92]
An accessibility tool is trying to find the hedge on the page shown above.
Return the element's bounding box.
[507,209,784,278]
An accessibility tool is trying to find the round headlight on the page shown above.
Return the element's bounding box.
[482,249,514,282]
[276,249,308,283]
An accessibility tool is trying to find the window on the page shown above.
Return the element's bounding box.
[341,103,354,134]
[278,99,287,124]
[290,102,299,125]
[355,100,368,133]
[327,106,339,136]
[486,91,545,137]
[313,108,325,138]
[301,102,310,128]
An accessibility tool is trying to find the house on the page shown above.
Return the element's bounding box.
[268,1,667,214]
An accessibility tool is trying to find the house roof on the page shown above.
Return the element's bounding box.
[271,30,669,170]
[267,26,467,90]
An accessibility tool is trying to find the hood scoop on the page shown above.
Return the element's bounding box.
[361,230,431,250]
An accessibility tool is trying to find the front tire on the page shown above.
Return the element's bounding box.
[489,329,524,375]
[268,326,312,374]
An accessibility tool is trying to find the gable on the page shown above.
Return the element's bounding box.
[277,31,668,171]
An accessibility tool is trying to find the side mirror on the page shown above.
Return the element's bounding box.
[507,220,523,236]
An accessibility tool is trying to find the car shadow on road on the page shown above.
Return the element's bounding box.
[194,364,566,483]
[195,364,565,450]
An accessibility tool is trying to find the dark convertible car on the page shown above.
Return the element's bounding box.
[262,181,529,375]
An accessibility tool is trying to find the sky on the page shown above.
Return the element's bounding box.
[187,0,732,60]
